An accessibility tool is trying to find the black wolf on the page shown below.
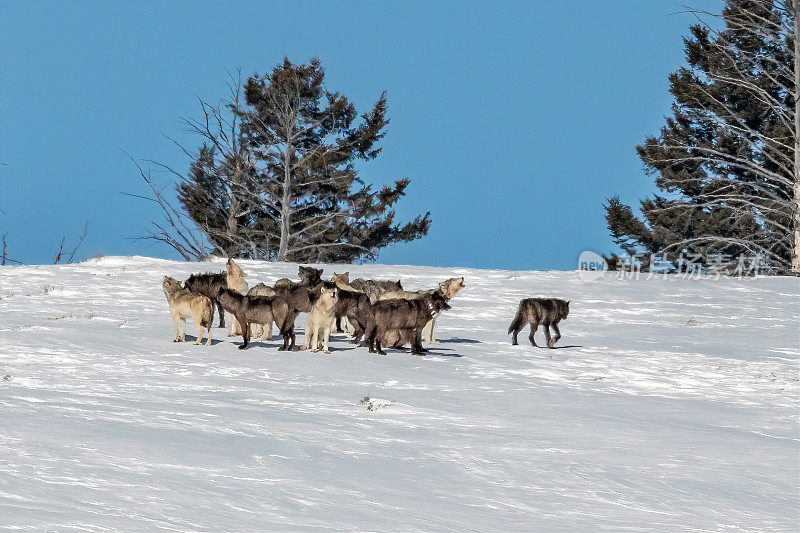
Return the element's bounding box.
[508,298,570,348]
[274,266,323,291]
[272,267,325,345]
[184,272,227,328]
[214,287,293,350]
[365,292,451,355]
[332,288,374,344]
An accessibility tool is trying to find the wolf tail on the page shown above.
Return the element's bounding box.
[200,297,213,328]
[508,302,525,334]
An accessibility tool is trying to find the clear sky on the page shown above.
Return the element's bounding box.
[0,0,722,269]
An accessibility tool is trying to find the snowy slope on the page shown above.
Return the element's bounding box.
[0,256,797,531]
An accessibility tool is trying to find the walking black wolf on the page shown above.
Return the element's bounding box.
[508,298,570,348]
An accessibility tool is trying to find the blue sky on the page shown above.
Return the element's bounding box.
[0,0,722,269]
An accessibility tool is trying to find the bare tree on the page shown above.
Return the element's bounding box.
[128,70,261,260]
[53,222,89,264]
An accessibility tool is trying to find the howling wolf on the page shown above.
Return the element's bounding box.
[508,298,570,348]
[226,258,249,337]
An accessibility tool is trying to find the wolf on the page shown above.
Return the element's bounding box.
[332,286,375,343]
[274,265,322,290]
[226,258,249,337]
[365,291,451,355]
[248,283,277,340]
[183,271,227,327]
[300,285,338,353]
[273,266,323,314]
[379,328,417,349]
[214,287,293,350]
[378,277,465,344]
[162,276,213,345]
[508,298,570,348]
[330,272,361,333]
[349,277,403,304]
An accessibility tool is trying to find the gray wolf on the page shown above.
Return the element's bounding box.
[273,267,324,331]
[349,277,403,303]
[300,285,338,353]
[365,291,451,355]
[508,298,570,348]
[379,277,465,344]
[162,276,213,345]
[183,271,227,328]
[330,272,360,333]
[332,286,374,343]
[248,283,276,340]
[214,287,293,350]
[275,265,322,290]
[226,258,249,337]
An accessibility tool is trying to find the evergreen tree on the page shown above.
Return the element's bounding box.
[237,57,430,262]
[605,0,799,273]
[163,60,430,262]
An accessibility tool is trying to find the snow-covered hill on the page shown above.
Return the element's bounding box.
[1,256,797,531]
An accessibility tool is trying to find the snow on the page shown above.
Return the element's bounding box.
[0,256,797,531]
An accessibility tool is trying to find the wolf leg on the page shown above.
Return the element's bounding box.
[195,322,204,345]
[549,324,561,348]
[543,323,554,348]
[206,324,213,346]
[322,319,332,354]
[215,300,225,328]
[172,313,182,342]
[180,317,187,342]
[376,337,387,355]
[422,318,437,344]
[411,329,425,356]
[301,315,312,350]
[309,321,320,353]
[237,315,249,349]
[528,322,539,347]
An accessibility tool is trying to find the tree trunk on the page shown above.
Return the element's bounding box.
[277,136,293,262]
[226,166,241,251]
[792,0,800,274]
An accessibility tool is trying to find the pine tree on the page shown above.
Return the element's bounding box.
[605,0,799,274]
[150,61,430,262]
[234,57,430,262]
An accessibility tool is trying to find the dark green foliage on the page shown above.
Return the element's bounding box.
[605,0,795,272]
[177,58,430,262]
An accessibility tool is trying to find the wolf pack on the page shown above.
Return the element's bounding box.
[162,258,570,355]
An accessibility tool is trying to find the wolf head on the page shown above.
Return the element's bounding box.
[439,277,465,300]
[319,285,338,304]
[331,272,350,287]
[430,290,452,312]
[183,274,199,293]
[299,266,323,286]
[162,276,181,298]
